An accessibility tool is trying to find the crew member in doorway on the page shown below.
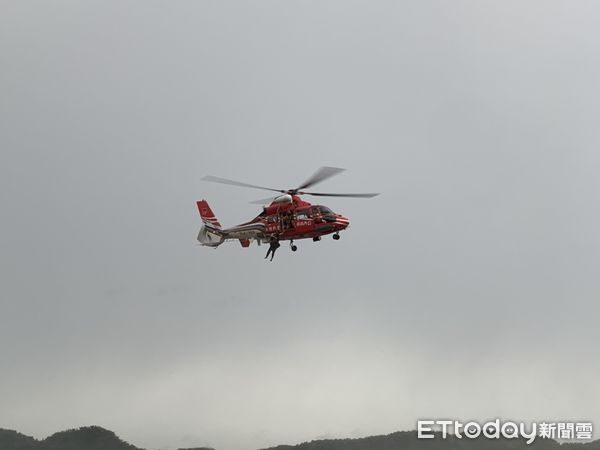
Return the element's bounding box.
[283,210,293,230]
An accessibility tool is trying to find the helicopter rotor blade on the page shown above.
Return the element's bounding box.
[202,168,378,200]
[296,166,346,191]
[202,175,284,193]
[299,191,380,198]
[249,196,279,205]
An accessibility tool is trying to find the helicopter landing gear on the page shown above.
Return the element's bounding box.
[333,233,340,240]
[313,236,321,242]
[290,240,298,252]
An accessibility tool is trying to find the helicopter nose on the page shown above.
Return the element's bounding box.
[336,215,350,229]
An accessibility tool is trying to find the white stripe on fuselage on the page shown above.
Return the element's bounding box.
[220,222,267,240]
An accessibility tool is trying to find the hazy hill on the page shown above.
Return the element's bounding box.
[1,426,599,450]
[0,426,139,450]
[0,429,37,450]
[176,448,216,450]
[260,431,600,450]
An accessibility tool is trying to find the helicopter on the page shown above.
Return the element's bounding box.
[196,166,379,252]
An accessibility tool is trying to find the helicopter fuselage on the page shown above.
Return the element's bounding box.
[197,195,349,248]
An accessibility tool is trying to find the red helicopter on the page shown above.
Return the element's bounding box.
[196,166,378,253]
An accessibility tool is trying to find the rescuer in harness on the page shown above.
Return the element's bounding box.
[265,235,281,261]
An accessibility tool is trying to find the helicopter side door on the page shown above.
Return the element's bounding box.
[292,208,313,233]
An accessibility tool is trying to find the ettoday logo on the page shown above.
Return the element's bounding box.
[417,420,593,445]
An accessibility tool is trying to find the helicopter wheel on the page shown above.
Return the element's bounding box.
[313,236,321,242]
[333,233,340,240]
[291,245,298,252]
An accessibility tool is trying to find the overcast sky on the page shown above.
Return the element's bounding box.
[1,1,600,450]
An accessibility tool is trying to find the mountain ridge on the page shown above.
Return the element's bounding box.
[2,426,599,450]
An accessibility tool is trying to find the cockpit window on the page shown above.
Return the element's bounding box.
[319,206,333,215]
